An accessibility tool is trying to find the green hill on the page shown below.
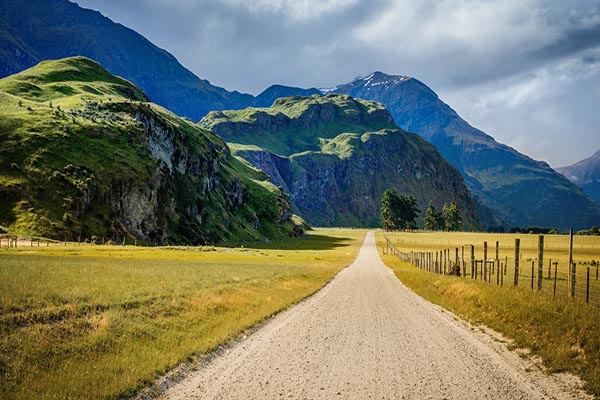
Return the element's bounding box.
[0,57,299,243]
[201,95,480,229]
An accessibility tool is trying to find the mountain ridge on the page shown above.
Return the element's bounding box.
[0,57,300,242]
[201,95,481,229]
[326,71,600,231]
[557,150,600,207]
[0,0,253,120]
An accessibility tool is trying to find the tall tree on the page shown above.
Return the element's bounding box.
[381,189,401,230]
[424,201,438,230]
[381,189,420,230]
[443,202,463,231]
[398,195,419,229]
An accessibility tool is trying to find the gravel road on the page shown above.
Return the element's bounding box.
[159,232,589,400]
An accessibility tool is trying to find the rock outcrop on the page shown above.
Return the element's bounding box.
[202,95,480,229]
[0,57,298,243]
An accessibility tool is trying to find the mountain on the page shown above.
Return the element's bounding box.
[328,71,600,231]
[0,57,300,243]
[0,0,253,121]
[557,150,600,207]
[251,85,321,108]
[201,94,480,228]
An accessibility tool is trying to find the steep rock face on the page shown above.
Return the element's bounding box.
[330,72,600,230]
[205,96,480,228]
[0,57,297,243]
[557,150,600,207]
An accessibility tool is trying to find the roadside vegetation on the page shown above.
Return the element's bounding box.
[376,231,600,397]
[0,228,365,400]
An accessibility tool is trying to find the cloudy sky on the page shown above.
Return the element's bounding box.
[75,0,600,167]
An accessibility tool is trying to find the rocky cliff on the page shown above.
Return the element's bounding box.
[329,72,600,230]
[0,57,298,243]
[202,95,480,228]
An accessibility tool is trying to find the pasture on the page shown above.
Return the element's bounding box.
[377,231,600,397]
[0,229,365,400]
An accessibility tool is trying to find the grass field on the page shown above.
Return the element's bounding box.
[384,231,600,304]
[0,229,365,400]
[376,231,600,397]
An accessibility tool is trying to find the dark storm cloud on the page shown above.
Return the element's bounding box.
[528,26,600,62]
[73,0,600,166]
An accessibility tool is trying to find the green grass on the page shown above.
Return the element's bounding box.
[0,228,365,400]
[0,57,298,243]
[376,231,600,397]
[201,94,395,156]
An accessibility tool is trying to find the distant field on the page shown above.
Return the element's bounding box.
[384,231,600,303]
[377,231,600,397]
[0,229,365,400]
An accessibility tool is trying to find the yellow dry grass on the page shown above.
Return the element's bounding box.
[0,228,365,400]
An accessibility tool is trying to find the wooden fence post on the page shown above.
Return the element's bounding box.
[483,241,488,282]
[537,235,544,290]
[461,246,465,277]
[568,229,574,289]
[454,248,458,275]
[586,267,590,304]
[514,238,520,286]
[531,261,535,290]
[471,245,475,279]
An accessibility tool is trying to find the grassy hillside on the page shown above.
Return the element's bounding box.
[0,57,298,243]
[203,95,480,229]
[201,94,396,156]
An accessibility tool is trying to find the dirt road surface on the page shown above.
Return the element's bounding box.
[159,232,589,399]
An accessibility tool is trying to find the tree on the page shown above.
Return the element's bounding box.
[381,189,420,230]
[443,202,462,231]
[381,189,401,230]
[398,195,420,229]
[424,201,445,231]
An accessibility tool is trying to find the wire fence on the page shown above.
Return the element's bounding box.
[0,233,315,249]
[383,231,600,306]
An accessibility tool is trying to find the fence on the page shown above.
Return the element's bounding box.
[0,233,315,249]
[383,230,600,306]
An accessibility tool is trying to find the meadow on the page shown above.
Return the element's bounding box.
[0,229,365,400]
[384,230,600,303]
[377,231,600,397]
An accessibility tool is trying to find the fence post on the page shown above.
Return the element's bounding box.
[531,261,535,290]
[537,235,544,290]
[514,238,520,286]
[454,248,458,275]
[461,246,465,277]
[471,245,475,279]
[586,267,590,304]
[548,258,552,279]
[568,229,574,289]
[483,241,488,282]
[571,262,577,298]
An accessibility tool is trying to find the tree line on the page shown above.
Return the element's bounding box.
[380,189,463,231]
